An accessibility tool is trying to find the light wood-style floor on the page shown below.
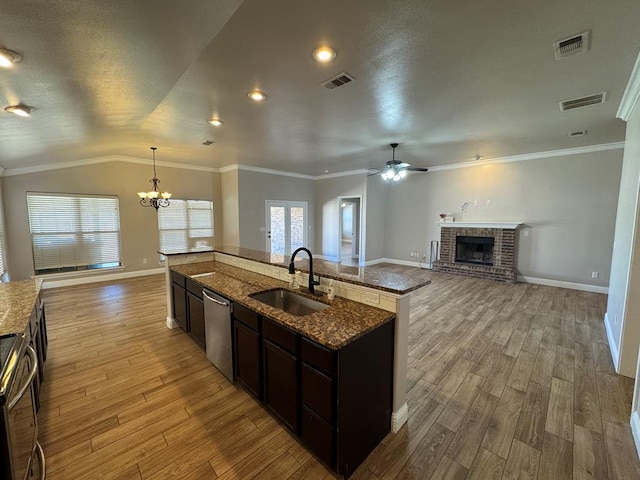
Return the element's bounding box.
[39,272,640,479]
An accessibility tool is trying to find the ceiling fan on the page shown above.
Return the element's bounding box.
[370,143,429,181]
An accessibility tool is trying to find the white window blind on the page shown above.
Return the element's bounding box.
[158,200,214,252]
[26,193,122,274]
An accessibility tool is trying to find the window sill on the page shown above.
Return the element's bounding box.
[33,266,126,281]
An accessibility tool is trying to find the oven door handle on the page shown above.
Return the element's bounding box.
[7,344,38,411]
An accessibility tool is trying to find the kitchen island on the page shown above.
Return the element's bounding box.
[161,246,432,436]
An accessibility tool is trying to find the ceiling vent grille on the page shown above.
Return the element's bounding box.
[202,140,215,146]
[559,92,606,111]
[568,130,588,137]
[554,31,590,60]
[321,72,355,90]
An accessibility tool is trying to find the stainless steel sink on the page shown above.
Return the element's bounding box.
[249,289,329,316]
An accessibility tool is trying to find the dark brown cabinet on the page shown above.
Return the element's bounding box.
[233,305,262,398]
[230,302,395,478]
[186,278,205,348]
[263,339,298,432]
[171,272,188,332]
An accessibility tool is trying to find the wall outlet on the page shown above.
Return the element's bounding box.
[523,230,529,237]
[473,200,478,207]
[486,199,492,206]
[142,258,148,264]
[591,271,599,279]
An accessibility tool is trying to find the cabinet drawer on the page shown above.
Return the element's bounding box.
[234,303,260,331]
[302,364,334,424]
[301,337,334,377]
[170,270,186,287]
[301,406,334,469]
[186,278,203,298]
[263,318,297,354]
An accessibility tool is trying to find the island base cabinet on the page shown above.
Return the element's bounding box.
[233,320,261,399]
[171,279,188,332]
[263,339,298,433]
[301,406,334,469]
[187,292,205,348]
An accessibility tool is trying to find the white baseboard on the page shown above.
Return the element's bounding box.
[166,316,178,329]
[517,275,608,294]
[631,410,640,461]
[41,267,164,289]
[391,402,408,433]
[364,257,425,268]
[604,312,621,372]
[314,254,339,262]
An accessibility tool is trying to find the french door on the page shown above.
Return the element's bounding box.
[266,201,307,255]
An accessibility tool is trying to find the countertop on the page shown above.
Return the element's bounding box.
[0,279,43,336]
[171,261,395,350]
[213,246,432,295]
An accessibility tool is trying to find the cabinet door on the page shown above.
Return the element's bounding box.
[263,339,298,433]
[172,283,188,331]
[187,292,205,348]
[233,321,261,399]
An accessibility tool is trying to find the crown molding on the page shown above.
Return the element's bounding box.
[427,142,625,172]
[1,155,217,177]
[315,169,369,180]
[618,50,640,121]
[237,164,315,179]
[0,142,626,178]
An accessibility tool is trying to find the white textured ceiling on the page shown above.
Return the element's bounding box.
[1,0,639,174]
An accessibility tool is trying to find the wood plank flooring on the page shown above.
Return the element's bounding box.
[39,271,640,479]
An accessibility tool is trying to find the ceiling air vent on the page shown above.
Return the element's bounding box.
[202,140,215,146]
[568,130,588,137]
[321,72,355,90]
[554,31,590,60]
[559,92,606,111]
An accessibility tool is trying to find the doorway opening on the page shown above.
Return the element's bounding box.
[338,196,362,265]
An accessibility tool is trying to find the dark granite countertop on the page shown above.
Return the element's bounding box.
[158,247,215,256]
[0,279,43,336]
[213,246,432,295]
[171,261,394,350]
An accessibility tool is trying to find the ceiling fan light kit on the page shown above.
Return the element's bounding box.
[376,143,428,182]
[5,105,34,117]
[0,48,22,68]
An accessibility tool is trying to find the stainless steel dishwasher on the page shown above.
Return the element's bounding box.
[202,289,233,381]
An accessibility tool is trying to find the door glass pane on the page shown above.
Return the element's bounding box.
[290,206,304,252]
[269,206,286,254]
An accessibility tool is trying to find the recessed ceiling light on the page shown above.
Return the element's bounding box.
[0,48,22,68]
[472,155,482,161]
[313,46,336,63]
[5,105,34,117]
[208,118,223,126]
[248,90,267,101]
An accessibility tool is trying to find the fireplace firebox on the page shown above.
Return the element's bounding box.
[455,236,494,265]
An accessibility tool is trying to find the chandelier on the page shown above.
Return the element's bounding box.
[137,147,172,210]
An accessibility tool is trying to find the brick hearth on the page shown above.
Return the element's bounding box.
[433,225,518,282]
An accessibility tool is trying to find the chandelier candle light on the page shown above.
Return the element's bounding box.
[137,147,172,210]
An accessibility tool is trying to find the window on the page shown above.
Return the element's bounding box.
[26,193,122,275]
[265,201,307,255]
[158,200,214,252]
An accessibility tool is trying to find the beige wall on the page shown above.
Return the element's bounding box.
[220,169,240,247]
[383,150,622,285]
[238,170,316,251]
[2,161,216,281]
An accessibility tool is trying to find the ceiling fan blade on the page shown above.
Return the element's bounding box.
[406,167,429,172]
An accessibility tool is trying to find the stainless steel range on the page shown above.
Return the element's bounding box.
[0,334,45,480]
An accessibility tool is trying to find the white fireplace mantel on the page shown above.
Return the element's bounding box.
[437,222,523,229]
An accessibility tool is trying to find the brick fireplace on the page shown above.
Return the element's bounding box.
[433,222,522,282]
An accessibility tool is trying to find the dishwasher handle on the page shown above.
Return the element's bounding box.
[203,291,229,307]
